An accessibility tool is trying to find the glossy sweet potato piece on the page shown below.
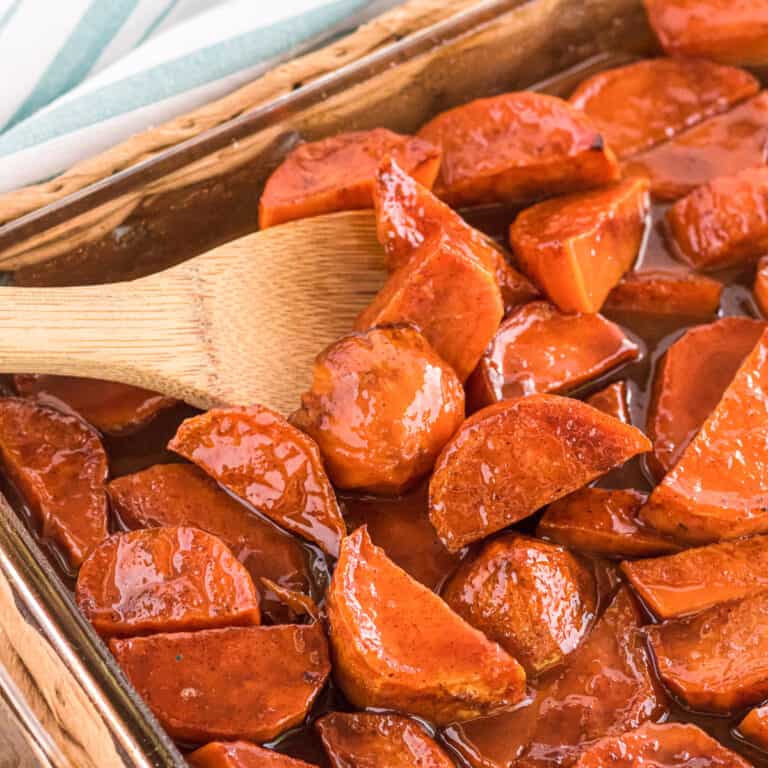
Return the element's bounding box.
[430,394,651,551]
[258,128,441,228]
[467,302,638,409]
[646,592,768,713]
[188,742,316,768]
[569,57,759,158]
[641,327,768,544]
[645,0,768,66]
[326,527,526,724]
[316,712,454,768]
[623,93,768,200]
[442,534,596,675]
[417,92,619,207]
[756,256,768,317]
[667,166,768,270]
[574,722,752,768]
[586,381,630,423]
[622,536,768,620]
[539,488,680,559]
[739,706,768,752]
[110,623,330,742]
[168,406,344,557]
[510,179,650,313]
[604,269,722,318]
[76,527,260,637]
[291,325,464,495]
[107,463,312,624]
[0,397,108,567]
[646,317,766,479]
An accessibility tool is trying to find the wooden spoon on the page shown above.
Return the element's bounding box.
[0,211,387,415]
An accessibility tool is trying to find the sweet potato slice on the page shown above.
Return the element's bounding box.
[510,179,650,313]
[646,592,768,713]
[258,128,441,228]
[622,536,768,620]
[188,742,316,768]
[442,534,596,675]
[644,0,768,66]
[76,527,261,637]
[604,270,722,318]
[316,712,454,768]
[641,327,768,544]
[574,722,752,768]
[107,463,312,624]
[466,302,638,409]
[645,317,766,479]
[539,488,680,559]
[417,91,619,207]
[429,394,651,551]
[110,623,330,742]
[666,166,768,270]
[291,325,464,495]
[0,397,108,567]
[756,256,768,317]
[168,406,344,557]
[622,93,768,200]
[739,706,768,752]
[586,381,630,423]
[326,527,526,725]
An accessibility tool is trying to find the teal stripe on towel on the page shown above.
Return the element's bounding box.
[0,0,22,32]
[134,0,181,48]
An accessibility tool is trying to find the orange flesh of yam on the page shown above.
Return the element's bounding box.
[756,256,768,317]
[739,706,768,752]
[188,742,317,768]
[586,381,630,423]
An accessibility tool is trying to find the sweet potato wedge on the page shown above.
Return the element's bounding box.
[258,128,440,229]
[326,527,526,725]
[756,256,768,317]
[291,325,464,495]
[644,0,768,66]
[76,527,261,637]
[168,406,344,557]
[107,463,312,624]
[417,92,619,207]
[316,712,454,768]
[645,317,766,479]
[110,623,330,742]
[569,57,759,158]
[429,394,651,551]
[0,397,108,567]
[442,534,596,675]
[586,381,630,423]
[539,488,680,559]
[510,179,650,313]
[641,327,768,544]
[574,722,752,768]
[622,536,768,620]
[466,302,638,409]
[739,706,768,752]
[188,742,316,768]
[646,592,768,713]
[622,93,768,200]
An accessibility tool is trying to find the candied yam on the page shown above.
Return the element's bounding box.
[76,527,260,637]
[168,406,344,557]
[646,592,768,713]
[442,534,596,675]
[291,325,464,495]
[756,257,768,317]
[466,302,638,410]
[0,397,107,567]
[622,93,768,201]
[575,722,752,768]
[495,254,541,314]
[539,488,680,559]
[258,128,440,229]
[510,179,650,313]
[110,623,330,742]
[622,536,768,620]
[107,464,312,624]
[316,712,454,768]
[641,327,768,544]
[326,527,526,725]
[646,317,766,479]
[645,0,768,65]
[740,706,768,752]
[667,166,768,270]
[188,742,316,768]
[429,394,651,552]
[417,92,619,207]
[586,381,630,424]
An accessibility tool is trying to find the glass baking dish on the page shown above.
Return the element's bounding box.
[0,0,659,765]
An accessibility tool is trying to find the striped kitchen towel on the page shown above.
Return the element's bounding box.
[0,0,400,193]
